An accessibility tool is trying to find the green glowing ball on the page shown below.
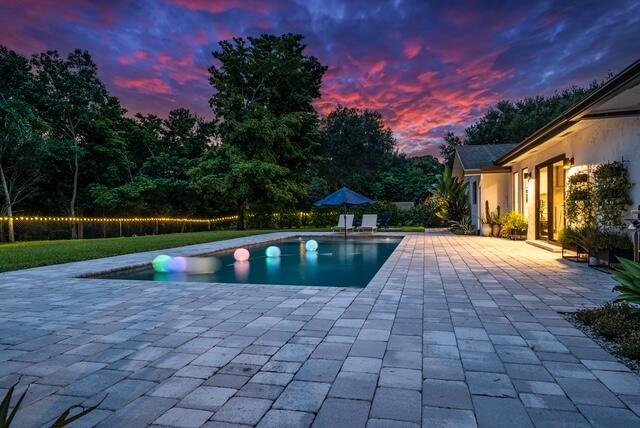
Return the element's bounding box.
[265,246,281,257]
[152,254,172,273]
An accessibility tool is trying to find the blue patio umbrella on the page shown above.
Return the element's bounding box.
[314,187,375,239]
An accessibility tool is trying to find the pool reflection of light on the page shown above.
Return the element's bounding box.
[266,256,280,270]
[153,272,188,282]
[233,261,250,281]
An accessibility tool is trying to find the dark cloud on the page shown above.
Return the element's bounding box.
[1,0,638,155]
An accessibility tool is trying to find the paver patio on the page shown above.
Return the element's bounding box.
[1,230,639,427]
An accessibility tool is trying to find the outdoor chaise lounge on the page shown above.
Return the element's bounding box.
[332,214,354,231]
[358,214,378,232]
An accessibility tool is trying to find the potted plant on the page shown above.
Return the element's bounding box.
[501,211,527,240]
[481,200,492,236]
[491,205,502,237]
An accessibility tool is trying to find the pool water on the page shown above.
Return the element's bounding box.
[98,237,401,288]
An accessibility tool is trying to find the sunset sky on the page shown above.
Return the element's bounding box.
[1,0,639,156]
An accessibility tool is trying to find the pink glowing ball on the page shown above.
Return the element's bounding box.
[234,248,250,262]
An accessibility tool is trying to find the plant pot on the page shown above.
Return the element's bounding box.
[492,224,500,237]
[481,224,492,236]
[510,231,527,241]
[588,249,610,267]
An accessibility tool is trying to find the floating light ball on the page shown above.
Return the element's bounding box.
[305,240,318,252]
[187,257,221,273]
[169,256,187,273]
[152,255,172,273]
[234,248,250,262]
[265,246,281,258]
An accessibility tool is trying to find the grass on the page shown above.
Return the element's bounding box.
[0,226,421,273]
[0,230,276,273]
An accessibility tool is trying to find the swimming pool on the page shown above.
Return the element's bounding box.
[96,237,401,288]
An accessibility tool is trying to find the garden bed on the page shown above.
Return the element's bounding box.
[565,303,640,373]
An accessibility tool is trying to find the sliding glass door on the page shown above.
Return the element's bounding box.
[537,166,549,239]
[536,157,565,241]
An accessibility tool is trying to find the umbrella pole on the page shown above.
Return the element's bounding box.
[344,204,347,240]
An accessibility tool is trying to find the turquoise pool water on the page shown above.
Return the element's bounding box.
[98,237,401,288]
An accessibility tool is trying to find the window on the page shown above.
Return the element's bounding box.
[522,168,529,216]
[513,172,520,213]
[472,181,477,205]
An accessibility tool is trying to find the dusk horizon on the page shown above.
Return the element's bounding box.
[1,0,639,156]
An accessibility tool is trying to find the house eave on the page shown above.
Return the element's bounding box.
[494,58,640,166]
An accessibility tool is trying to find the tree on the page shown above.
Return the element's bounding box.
[31,49,110,237]
[430,166,469,223]
[206,34,326,226]
[439,131,463,167]
[189,145,297,229]
[320,106,396,194]
[0,46,46,242]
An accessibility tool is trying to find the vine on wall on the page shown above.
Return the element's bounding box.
[565,169,595,228]
[593,161,633,232]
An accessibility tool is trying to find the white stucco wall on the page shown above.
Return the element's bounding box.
[479,172,511,226]
[509,116,640,240]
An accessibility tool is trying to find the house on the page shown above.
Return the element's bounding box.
[453,58,640,244]
[452,144,517,230]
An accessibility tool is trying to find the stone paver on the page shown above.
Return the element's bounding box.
[2,231,640,427]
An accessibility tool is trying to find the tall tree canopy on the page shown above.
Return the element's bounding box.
[195,33,327,228]
[320,106,396,194]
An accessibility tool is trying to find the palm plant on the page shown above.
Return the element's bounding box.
[430,166,469,223]
[613,258,640,304]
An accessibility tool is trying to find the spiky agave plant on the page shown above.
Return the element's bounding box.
[0,380,27,428]
[613,258,640,304]
[0,378,104,428]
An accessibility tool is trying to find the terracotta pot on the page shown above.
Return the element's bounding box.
[492,224,500,237]
[481,224,492,236]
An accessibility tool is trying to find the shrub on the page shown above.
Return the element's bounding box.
[450,216,474,235]
[593,314,636,339]
[575,306,600,326]
[619,332,640,359]
[500,211,527,238]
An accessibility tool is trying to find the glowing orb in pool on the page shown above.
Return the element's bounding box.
[169,256,187,273]
[234,248,250,262]
[265,246,281,257]
[305,240,318,252]
[152,255,172,273]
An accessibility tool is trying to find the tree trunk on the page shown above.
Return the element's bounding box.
[237,201,246,230]
[0,162,15,242]
[70,140,79,239]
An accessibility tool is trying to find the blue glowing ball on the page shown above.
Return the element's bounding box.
[152,255,172,273]
[265,246,281,257]
[169,256,187,273]
[305,240,318,252]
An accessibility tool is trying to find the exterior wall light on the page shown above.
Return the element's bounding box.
[563,157,575,169]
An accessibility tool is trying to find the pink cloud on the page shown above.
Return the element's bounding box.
[167,0,275,14]
[403,39,422,59]
[113,76,173,95]
[119,50,150,65]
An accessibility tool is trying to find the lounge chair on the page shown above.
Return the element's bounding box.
[358,214,378,232]
[332,214,354,232]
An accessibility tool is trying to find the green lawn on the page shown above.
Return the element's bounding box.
[0,226,422,273]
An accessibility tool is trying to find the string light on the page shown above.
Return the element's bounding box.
[0,215,239,223]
